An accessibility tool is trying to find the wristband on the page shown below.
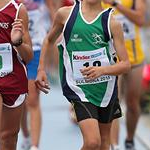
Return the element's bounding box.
[111,1,118,7]
[12,39,23,47]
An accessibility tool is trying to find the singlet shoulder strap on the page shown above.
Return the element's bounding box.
[101,8,114,42]
[11,0,23,19]
[64,0,80,45]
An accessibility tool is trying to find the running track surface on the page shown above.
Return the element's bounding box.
[17,85,150,150]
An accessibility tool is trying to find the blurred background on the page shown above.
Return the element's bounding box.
[17,0,150,150]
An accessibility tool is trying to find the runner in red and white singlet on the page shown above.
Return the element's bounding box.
[0,0,28,105]
[0,0,33,149]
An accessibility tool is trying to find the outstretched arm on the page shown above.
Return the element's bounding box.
[103,0,146,26]
[36,7,71,93]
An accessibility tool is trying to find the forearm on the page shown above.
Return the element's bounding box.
[16,43,33,64]
[102,61,131,76]
[38,37,54,71]
[115,3,145,26]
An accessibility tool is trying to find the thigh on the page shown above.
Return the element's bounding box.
[124,65,143,103]
[26,80,40,107]
[99,122,112,138]
[1,102,25,138]
[99,122,112,148]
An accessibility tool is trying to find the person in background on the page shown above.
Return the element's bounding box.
[140,0,150,114]
[0,0,33,150]
[19,0,55,150]
[102,0,146,150]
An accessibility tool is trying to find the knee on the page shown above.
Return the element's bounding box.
[0,130,18,148]
[127,102,140,115]
[84,139,101,150]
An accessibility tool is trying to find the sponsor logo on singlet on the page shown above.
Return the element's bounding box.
[0,22,9,29]
[73,50,106,60]
[71,34,83,42]
[92,33,104,45]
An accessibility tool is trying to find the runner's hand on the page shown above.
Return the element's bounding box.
[35,70,50,94]
[11,19,24,44]
[80,66,104,81]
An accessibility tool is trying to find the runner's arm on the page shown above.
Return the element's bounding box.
[14,4,33,64]
[108,18,131,74]
[81,18,131,80]
[38,8,65,71]
[36,7,67,93]
[103,0,146,26]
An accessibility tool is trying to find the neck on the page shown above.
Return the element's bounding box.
[82,0,102,12]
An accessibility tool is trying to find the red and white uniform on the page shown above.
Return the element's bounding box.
[0,0,28,107]
[63,0,74,6]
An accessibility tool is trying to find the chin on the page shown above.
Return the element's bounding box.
[84,0,101,4]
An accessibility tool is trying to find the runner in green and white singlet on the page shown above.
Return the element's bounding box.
[36,0,130,150]
[58,5,117,107]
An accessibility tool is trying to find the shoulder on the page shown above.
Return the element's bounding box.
[110,15,122,33]
[55,6,74,24]
[18,4,28,18]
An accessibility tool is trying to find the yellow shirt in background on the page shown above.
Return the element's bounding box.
[103,0,145,66]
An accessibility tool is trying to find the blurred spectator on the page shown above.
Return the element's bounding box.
[140,0,150,114]
[141,0,150,64]
[20,1,55,150]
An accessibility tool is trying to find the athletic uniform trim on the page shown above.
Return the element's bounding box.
[61,41,89,102]
[79,2,109,25]
[58,2,76,47]
[58,1,118,107]
[3,93,27,108]
[0,0,12,11]
[64,0,79,45]
[12,1,27,77]
[101,8,113,42]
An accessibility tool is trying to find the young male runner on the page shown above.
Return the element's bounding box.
[0,0,33,150]
[103,0,146,149]
[36,0,131,150]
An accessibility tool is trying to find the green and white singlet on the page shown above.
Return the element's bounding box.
[58,0,118,107]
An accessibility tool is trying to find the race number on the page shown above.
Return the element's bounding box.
[0,43,13,77]
[72,48,112,85]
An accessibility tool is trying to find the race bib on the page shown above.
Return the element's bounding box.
[0,43,13,77]
[72,48,112,85]
[116,15,135,40]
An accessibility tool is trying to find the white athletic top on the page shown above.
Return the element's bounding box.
[24,0,50,51]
